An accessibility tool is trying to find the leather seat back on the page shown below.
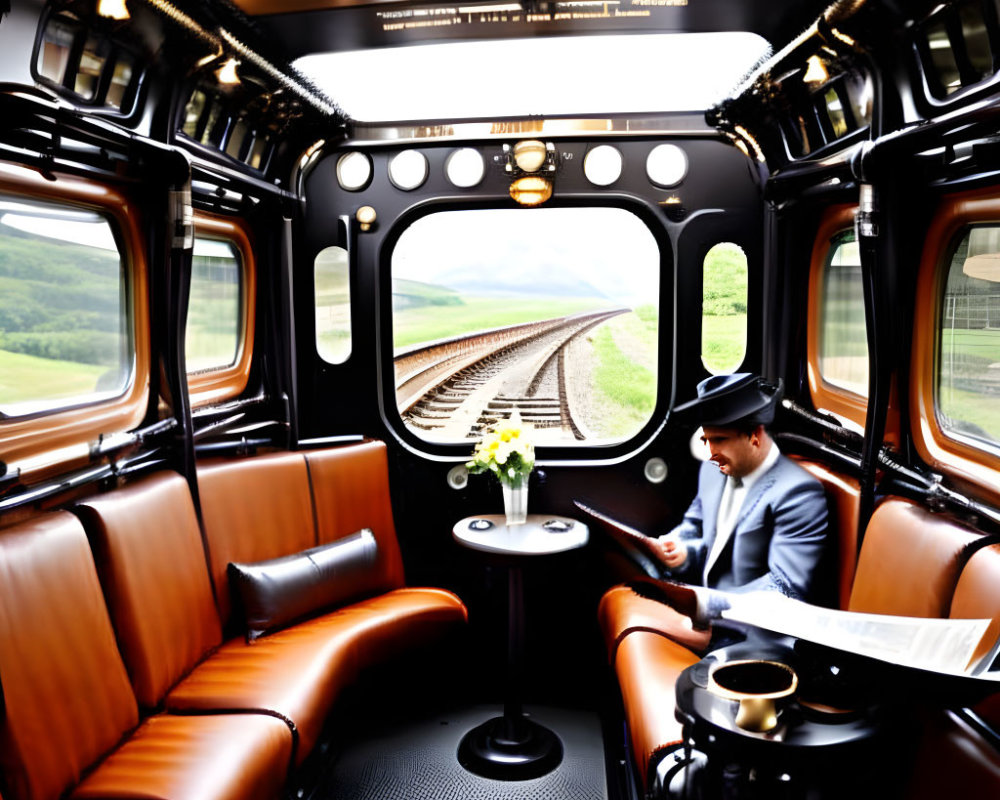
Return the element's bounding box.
[76,472,223,709]
[198,452,317,627]
[0,514,139,800]
[848,499,980,617]
[949,543,1000,673]
[304,441,405,595]
[794,460,861,609]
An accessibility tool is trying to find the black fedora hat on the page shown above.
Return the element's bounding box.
[673,373,783,427]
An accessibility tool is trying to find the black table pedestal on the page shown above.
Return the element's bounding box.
[457,566,564,780]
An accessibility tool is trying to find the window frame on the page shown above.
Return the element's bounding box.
[0,162,149,471]
[30,9,145,119]
[912,185,1000,496]
[807,204,869,429]
[376,197,673,461]
[186,213,256,408]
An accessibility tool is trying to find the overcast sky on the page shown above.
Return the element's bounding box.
[392,206,660,304]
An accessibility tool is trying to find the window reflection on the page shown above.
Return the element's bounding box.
[939,227,1000,450]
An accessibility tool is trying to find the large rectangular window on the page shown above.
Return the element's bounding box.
[390,207,660,446]
[0,196,130,416]
[939,226,1000,450]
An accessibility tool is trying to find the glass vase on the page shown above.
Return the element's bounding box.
[502,477,528,526]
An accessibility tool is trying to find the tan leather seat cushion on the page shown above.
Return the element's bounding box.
[598,584,711,662]
[614,631,701,790]
[198,452,317,625]
[848,499,979,617]
[165,587,468,762]
[0,514,139,800]
[77,472,223,709]
[795,460,861,609]
[305,441,406,592]
[71,713,293,800]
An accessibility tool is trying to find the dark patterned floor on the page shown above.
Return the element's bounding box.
[316,705,609,800]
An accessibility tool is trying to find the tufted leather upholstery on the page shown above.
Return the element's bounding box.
[848,499,980,617]
[614,631,701,790]
[71,714,293,800]
[198,452,317,626]
[305,440,406,593]
[77,472,223,709]
[0,513,140,800]
[166,586,467,761]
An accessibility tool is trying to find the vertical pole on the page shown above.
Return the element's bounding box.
[503,565,525,741]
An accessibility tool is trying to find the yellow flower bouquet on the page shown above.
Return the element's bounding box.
[466,415,535,487]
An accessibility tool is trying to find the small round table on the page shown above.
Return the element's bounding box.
[452,514,588,780]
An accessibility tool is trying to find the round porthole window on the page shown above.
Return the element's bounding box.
[646,144,688,188]
[336,151,372,191]
[445,148,485,188]
[583,145,623,186]
[388,149,429,191]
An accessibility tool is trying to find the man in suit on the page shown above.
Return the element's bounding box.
[653,373,829,620]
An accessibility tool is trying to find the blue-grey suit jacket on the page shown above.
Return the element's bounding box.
[668,455,829,602]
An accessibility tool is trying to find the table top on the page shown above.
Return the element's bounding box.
[453,514,589,556]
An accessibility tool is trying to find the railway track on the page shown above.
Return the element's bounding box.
[394,309,626,441]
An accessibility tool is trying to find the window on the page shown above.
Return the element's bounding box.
[819,232,868,396]
[33,13,142,113]
[315,246,351,364]
[186,237,241,373]
[938,226,1000,450]
[185,218,255,407]
[702,243,747,375]
[920,0,999,99]
[390,207,660,446]
[0,196,130,416]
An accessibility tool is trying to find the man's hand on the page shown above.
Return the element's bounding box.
[655,536,688,569]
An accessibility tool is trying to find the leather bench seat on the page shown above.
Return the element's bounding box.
[75,440,468,776]
[599,487,992,795]
[165,586,467,760]
[0,513,294,800]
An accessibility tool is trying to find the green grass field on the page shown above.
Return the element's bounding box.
[0,348,106,406]
[590,322,657,437]
[702,314,747,374]
[393,296,612,349]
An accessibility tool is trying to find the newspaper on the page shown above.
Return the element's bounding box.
[719,591,998,678]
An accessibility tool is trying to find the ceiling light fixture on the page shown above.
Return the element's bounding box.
[97,0,130,20]
[216,58,241,85]
[509,176,553,207]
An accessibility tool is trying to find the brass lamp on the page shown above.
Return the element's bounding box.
[509,176,552,207]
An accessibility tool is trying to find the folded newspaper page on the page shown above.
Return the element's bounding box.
[719,591,997,678]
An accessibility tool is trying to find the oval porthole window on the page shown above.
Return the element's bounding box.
[388,149,429,191]
[445,148,485,188]
[702,242,748,375]
[336,151,372,191]
[646,144,688,188]
[583,145,623,186]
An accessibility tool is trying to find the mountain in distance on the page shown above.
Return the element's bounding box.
[433,264,610,299]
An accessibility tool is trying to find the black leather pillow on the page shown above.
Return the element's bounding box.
[228,528,378,641]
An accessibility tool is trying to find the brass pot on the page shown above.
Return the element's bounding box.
[707,659,798,732]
